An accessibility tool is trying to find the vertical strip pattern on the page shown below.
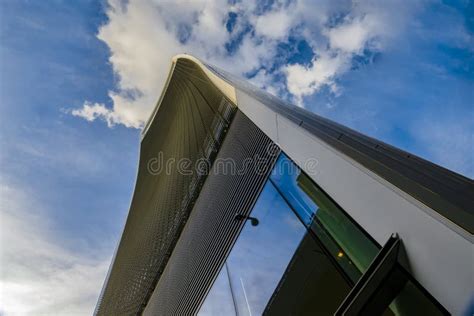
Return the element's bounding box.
[143,111,279,315]
[96,59,236,315]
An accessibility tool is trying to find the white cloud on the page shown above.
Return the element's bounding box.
[285,52,347,105]
[71,0,418,127]
[284,7,393,105]
[71,101,118,127]
[74,0,187,128]
[253,8,293,40]
[326,14,382,54]
[72,0,244,128]
[249,68,281,96]
[0,183,110,315]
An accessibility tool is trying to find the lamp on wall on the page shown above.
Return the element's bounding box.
[234,213,259,226]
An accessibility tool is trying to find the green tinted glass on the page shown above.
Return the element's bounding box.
[270,154,379,283]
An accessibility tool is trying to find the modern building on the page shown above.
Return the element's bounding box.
[95,54,473,315]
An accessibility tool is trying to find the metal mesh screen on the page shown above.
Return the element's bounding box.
[143,111,279,315]
[95,59,236,315]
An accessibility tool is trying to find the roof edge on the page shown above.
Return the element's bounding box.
[141,54,237,139]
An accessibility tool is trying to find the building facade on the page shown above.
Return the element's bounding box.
[95,55,473,315]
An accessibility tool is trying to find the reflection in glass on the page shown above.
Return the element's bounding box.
[199,153,446,315]
[198,262,236,316]
[386,281,446,316]
[269,156,316,226]
[270,154,379,282]
[226,181,307,316]
[264,233,352,315]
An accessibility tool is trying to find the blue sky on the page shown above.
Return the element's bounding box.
[0,0,472,314]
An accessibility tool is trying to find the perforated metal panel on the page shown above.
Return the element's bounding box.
[95,59,236,315]
[143,111,279,315]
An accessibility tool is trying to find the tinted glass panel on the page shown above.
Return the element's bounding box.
[386,281,446,316]
[264,234,352,315]
[225,181,307,316]
[270,154,379,282]
[269,157,316,226]
[198,263,237,316]
[199,153,447,315]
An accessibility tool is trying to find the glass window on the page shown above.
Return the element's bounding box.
[199,153,447,315]
[225,181,307,316]
[264,233,352,315]
[386,280,447,316]
[269,157,316,226]
[198,263,236,316]
[270,154,379,282]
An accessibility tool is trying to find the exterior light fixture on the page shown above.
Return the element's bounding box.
[234,213,259,226]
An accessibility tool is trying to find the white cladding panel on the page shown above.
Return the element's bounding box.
[236,91,278,141]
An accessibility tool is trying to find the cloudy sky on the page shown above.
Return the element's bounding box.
[0,0,472,314]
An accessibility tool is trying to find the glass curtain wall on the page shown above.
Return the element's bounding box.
[198,153,446,316]
[198,180,307,316]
